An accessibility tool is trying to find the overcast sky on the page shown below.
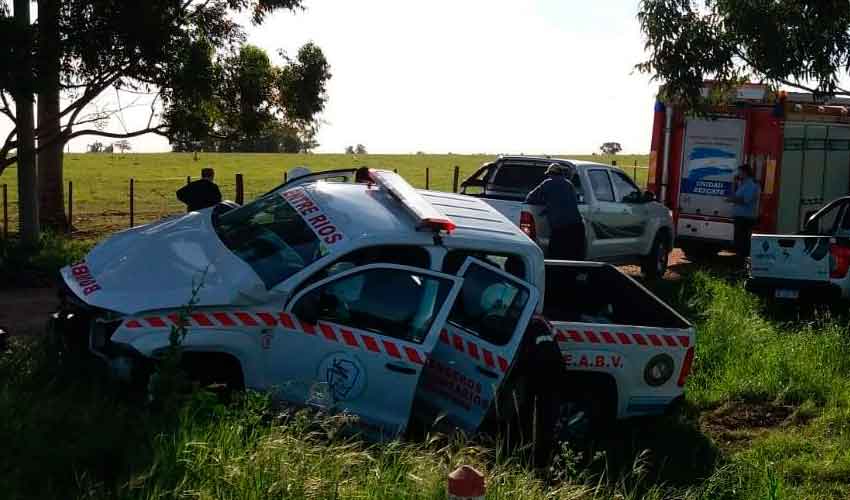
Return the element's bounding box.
[5,0,659,154]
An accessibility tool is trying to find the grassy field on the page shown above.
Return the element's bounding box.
[0,153,649,234]
[3,235,850,498]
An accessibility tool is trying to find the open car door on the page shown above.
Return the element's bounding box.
[275,263,464,439]
[415,257,541,433]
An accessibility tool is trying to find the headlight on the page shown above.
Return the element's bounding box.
[644,353,675,387]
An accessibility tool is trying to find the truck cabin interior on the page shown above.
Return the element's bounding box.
[542,262,690,329]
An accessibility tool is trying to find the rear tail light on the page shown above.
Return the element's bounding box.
[677,347,694,387]
[830,244,850,279]
[519,211,536,240]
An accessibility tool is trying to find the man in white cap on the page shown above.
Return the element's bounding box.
[525,163,585,260]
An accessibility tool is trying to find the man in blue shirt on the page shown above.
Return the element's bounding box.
[525,163,585,260]
[728,164,760,259]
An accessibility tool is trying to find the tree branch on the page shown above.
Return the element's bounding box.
[65,126,168,141]
[0,91,16,124]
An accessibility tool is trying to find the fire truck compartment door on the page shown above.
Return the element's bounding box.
[679,118,746,219]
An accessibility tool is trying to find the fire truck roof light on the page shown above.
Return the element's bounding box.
[367,169,456,233]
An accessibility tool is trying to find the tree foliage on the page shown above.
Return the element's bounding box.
[166,42,330,153]
[600,142,622,155]
[637,0,850,106]
[0,0,321,173]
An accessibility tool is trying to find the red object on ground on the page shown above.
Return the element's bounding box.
[447,465,485,499]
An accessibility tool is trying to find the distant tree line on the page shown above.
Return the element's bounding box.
[345,144,367,155]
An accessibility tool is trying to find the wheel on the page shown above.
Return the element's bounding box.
[641,233,670,279]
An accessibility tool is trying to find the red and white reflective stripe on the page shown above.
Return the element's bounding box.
[125,311,271,330]
[122,311,427,365]
[554,328,691,349]
[439,329,510,374]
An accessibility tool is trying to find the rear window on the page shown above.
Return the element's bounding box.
[214,193,327,288]
[490,164,547,192]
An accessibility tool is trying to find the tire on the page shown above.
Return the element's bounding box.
[641,233,670,279]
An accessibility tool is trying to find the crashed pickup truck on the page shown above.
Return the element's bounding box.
[51,168,694,451]
[748,196,850,301]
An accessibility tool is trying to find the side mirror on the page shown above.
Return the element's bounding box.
[642,190,656,203]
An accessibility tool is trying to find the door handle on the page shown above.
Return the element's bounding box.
[385,363,416,375]
[476,366,499,379]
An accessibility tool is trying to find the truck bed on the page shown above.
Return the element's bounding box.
[542,261,694,418]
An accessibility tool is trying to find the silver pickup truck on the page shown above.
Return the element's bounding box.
[460,156,675,279]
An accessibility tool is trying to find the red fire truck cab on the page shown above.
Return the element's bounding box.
[648,83,850,259]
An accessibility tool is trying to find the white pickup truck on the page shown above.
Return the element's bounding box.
[50,168,694,461]
[748,196,850,301]
[460,156,675,279]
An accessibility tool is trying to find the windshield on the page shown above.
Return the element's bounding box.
[214,192,327,288]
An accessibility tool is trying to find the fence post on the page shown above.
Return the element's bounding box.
[186,175,191,185]
[67,180,73,234]
[235,173,244,205]
[425,167,430,190]
[452,165,460,193]
[129,178,135,228]
[2,184,6,240]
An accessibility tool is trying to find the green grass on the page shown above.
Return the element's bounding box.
[0,153,649,233]
[5,266,850,499]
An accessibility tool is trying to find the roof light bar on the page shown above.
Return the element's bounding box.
[368,169,456,233]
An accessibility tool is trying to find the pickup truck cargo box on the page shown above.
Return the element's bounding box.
[543,260,694,418]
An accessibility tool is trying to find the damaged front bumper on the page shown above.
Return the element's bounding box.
[49,286,152,385]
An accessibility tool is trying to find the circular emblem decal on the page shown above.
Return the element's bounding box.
[317,352,367,402]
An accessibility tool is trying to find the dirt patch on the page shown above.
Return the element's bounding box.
[701,401,802,451]
[0,287,58,337]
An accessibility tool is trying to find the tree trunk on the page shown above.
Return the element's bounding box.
[37,0,65,231]
[14,0,39,245]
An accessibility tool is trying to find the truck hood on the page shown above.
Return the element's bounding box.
[60,210,269,315]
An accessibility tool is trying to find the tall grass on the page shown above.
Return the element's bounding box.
[684,272,850,407]
[6,266,850,498]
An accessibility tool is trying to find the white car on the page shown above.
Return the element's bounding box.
[460,156,675,278]
[51,168,694,453]
[748,196,850,302]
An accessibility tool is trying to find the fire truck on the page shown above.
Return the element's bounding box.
[647,83,850,258]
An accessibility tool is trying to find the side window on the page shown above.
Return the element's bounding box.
[447,264,531,345]
[302,246,430,288]
[292,267,453,344]
[839,205,850,235]
[809,202,845,235]
[588,170,615,202]
[611,171,640,202]
[442,250,526,280]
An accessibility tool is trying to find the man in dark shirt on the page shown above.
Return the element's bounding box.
[177,167,223,212]
[525,163,585,260]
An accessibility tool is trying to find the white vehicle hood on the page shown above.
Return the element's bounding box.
[60,210,268,315]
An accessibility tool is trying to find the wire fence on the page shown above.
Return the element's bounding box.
[0,163,649,239]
